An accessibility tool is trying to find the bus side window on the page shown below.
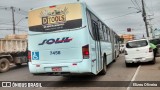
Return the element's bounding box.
[88,9,101,41]
[86,9,95,39]
[109,30,112,43]
[103,25,108,42]
[107,29,111,42]
[114,33,116,43]
[98,22,104,41]
[91,20,99,40]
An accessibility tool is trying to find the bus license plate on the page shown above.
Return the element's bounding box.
[52,67,62,72]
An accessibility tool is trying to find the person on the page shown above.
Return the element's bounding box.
[149,43,157,58]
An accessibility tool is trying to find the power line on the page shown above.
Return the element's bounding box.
[0,6,28,34]
[131,0,137,7]
[148,0,155,15]
[0,22,12,25]
[144,1,154,15]
[0,17,12,20]
[0,24,28,28]
[130,0,141,10]
[0,28,28,31]
[134,0,142,10]
[0,6,27,15]
[103,11,140,21]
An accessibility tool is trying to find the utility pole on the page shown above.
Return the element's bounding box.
[141,0,149,38]
[11,7,16,34]
[148,15,154,38]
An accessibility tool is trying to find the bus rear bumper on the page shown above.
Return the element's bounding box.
[29,60,92,75]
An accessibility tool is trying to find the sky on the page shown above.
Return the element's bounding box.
[0,0,160,38]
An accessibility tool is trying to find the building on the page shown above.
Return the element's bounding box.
[153,28,160,39]
[120,34,135,43]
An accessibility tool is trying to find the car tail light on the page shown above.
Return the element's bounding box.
[82,45,89,59]
[149,48,153,52]
[124,50,128,55]
[28,50,31,62]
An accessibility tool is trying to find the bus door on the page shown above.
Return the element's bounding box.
[93,21,102,73]
[111,31,115,60]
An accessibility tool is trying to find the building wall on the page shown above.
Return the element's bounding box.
[120,34,134,43]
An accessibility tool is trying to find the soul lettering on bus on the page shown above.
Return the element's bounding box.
[38,37,72,45]
[42,15,66,25]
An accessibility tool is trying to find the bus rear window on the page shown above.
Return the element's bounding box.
[126,40,148,48]
[28,3,82,32]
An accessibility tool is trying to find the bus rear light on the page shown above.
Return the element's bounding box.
[28,50,31,62]
[84,51,89,55]
[82,45,89,59]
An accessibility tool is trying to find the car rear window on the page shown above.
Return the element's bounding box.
[126,40,148,48]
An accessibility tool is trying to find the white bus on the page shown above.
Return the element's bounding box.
[28,2,119,76]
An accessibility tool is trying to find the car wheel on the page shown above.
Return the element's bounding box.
[125,62,130,67]
[150,58,156,64]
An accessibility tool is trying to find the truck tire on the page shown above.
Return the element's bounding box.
[0,58,10,73]
[15,63,22,67]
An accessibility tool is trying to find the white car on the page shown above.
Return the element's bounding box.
[125,39,155,67]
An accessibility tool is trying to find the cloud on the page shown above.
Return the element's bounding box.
[0,0,160,38]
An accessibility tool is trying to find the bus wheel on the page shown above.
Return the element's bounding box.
[0,58,10,73]
[113,52,116,62]
[99,56,107,75]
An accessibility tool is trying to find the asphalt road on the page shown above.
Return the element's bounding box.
[0,54,160,90]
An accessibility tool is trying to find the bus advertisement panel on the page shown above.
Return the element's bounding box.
[28,3,82,32]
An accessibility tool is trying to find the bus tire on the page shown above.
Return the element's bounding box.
[113,52,116,62]
[99,56,107,75]
[0,58,10,73]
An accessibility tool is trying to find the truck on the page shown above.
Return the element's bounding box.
[0,35,28,72]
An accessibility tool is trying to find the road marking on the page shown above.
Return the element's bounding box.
[127,65,141,90]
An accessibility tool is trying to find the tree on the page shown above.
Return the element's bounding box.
[119,38,124,44]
